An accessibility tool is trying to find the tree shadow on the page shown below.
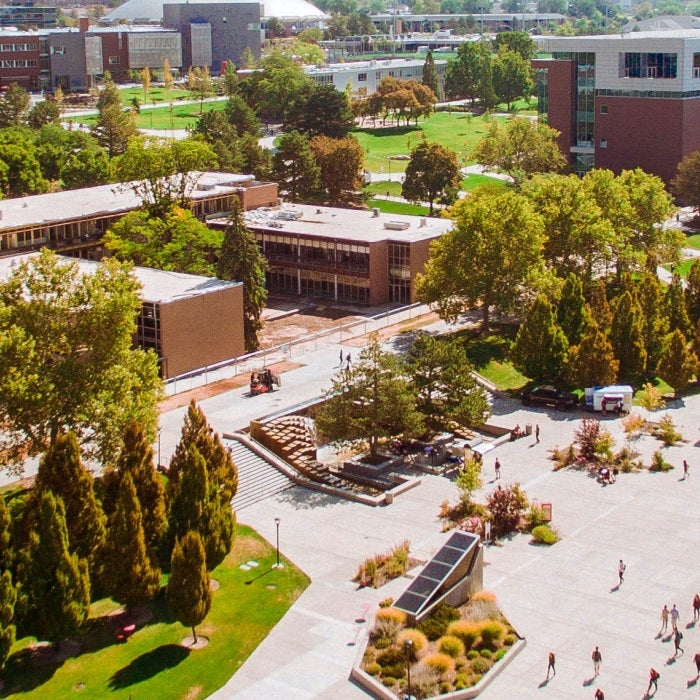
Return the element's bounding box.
[0,646,63,695]
[108,644,189,689]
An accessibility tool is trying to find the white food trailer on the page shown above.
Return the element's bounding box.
[583,385,633,415]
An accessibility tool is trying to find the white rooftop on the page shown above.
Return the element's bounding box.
[0,253,240,304]
[305,57,447,75]
[546,28,700,42]
[242,203,453,243]
[0,172,256,233]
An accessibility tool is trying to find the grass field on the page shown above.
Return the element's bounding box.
[353,112,505,173]
[662,258,695,278]
[366,197,430,216]
[683,233,700,250]
[1,524,309,699]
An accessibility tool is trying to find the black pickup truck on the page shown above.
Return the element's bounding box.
[521,385,578,410]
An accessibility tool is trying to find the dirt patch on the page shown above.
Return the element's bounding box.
[229,535,268,562]
[181,635,209,650]
[182,685,204,700]
[259,304,363,347]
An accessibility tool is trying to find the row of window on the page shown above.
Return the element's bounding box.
[0,59,37,68]
[0,43,37,52]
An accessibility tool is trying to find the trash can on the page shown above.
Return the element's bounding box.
[525,424,532,435]
[385,492,394,505]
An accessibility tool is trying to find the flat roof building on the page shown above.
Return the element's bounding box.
[536,30,700,183]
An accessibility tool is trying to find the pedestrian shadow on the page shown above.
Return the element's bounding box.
[654,630,664,639]
[685,620,696,629]
[610,583,621,593]
[662,633,673,643]
[665,655,678,666]
[582,676,596,687]
[538,678,550,688]
[687,676,699,688]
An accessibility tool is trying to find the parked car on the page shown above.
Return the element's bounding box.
[521,385,578,410]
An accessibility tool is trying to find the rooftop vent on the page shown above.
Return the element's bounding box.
[384,220,410,231]
[372,207,381,217]
[196,182,215,191]
[419,217,427,228]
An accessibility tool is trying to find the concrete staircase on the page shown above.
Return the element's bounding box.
[229,438,294,512]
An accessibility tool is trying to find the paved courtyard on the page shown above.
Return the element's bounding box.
[160,326,700,700]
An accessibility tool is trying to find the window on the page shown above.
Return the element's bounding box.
[53,46,66,55]
[358,72,367,81]
[600,104,608,114]
[694,53,700,79]
[600,139,607,149]
[108,56,120,65]
[621,52,677,79]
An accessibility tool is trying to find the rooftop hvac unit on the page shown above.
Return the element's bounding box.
[384,220,410,230]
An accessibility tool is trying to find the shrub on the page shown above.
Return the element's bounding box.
[495,647,508,660]
[575,418,605,461]
[471,590,497,604]
[638,382,666,412]
[455,672,470,689]
[381,676,397,687]
[621,412,646,439]
[525,504,548,529]
[478,620,506,650]
[479,648,493,659]
[438,634,465,658]
[549,446,566,470]
[383,557,406,580]
[468,597,500,622]
[531,524,559,545]
[397,628,429,659]
[656,414,683,446]
[377,645,407,679]
[615,445,642,472]
[440,681,452,693]
[391,539,410,568]
[375,607,406,625]
[470,655,492,674]
[374,608,406,644]
[486,483,528,537]
[649,450,674,472]
[447,620,481,650]
[365,661,381,676]
[593,429,615,462]
[467,649,480,660]
[503,633,517,646]
[423,652,456,677]
[379,597,394,608]
[410,665,440,699]
[417,603,460,640]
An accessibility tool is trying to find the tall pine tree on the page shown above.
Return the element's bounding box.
[0,495,11,575]
[557,273,587,346]
[0,570,16,671]
[34,432,106,579]
[24,492,90,642]
[589,280,613,334]
[638,273,669,373]
[565,315,619,388]
[665,272,692,339]
[103,473,161,610]
[511,296,568,382]
[422,51,440,99]
[216,203,268,352]
[610,290,647,383]
[685,258,700,327]
[657,329,698,397]
[167,531,212,644]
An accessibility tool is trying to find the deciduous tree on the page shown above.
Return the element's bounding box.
[671,150,700,212]
[492,49,534,111]
[657,329,698,396]
[286,83,355,138]
[167,531,212,643]
[224,94,261,137]
[27,99,60,129]
[402,140,461,215]
[93,81,137,157]
[417,189,545,331]
[309,134,364,205]
[0,83,30,127]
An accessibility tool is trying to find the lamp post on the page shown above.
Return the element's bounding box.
[404,638,413,699]
[157,427,162,469]
[274,517,281,568]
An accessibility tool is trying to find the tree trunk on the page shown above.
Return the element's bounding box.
[192,625,198,644]
[481,305,490,333]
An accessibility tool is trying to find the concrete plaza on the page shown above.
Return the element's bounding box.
[158,320,700,700]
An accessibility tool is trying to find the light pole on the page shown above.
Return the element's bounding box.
[404,638,413,699]
[274,517,282,568]
[157,427,162,469]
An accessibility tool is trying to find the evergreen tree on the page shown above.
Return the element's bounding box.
[168,401,238,504]
[103,473,161,610]
[200,496,235,571]
[0,570,16,671]
[25,492,90,642]
[557,273,587,346]
[34,432,106,578]
[638,273,669,373]
[589,280,612,333]
[657,329,698,397]
[610,290,647,383]
[665,272,692,338]
[422,51,440,99]
[0,495,11,575]
[565,316,619,388]
[511,295,569,382]
[216,204,268,353]
[166,531,212,644]
[685,258,700,327]
[272,130,320,202]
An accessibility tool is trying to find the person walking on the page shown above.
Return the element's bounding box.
[674,629,684,655]
[594,688,604,700]
[693,651,700,678]
[683,459,690,478]
[647,667,660,694]
[339,349,344,367]
[661,604,669,633]
[693,593,700,621]
[618,559,626,584]
[546,651,556,679]
[592,646,602,676]
[535,424,540,443]
[671,604,680,632]
[346,352,351,370]
[495,458,501,480]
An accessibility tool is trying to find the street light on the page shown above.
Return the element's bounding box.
[404,638,413,699]
[274,517,282,568]
[157,427,162,469]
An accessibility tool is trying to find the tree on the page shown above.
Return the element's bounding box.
[486,484,528,537]
[93,81,137,158]
[609,290,646,383]
[104,206,222,276]
[0,142,48,197]
[240,46,256,69]
[557,273,587,346]
[309,135,364,205]
[168,401,238,504]
[114,136,218,218]
[405,332,490,433]
[671,150,700,212]
[167,531,212,644]
[272,130,320,202]
[0,495,11,574]
[314,334,424,458]
[141,66,151,102]
[472,118,566,187]
[27,99,60,129]
[163,58,174,92]
[216,204,268,352]
[60,140,111,189]
[0,250,162,474]
[224,94,261,137]
[402,141,461,215]
[657,329,698,397]
[638,273,669,373]
[444,41,492,103]
[0,83,31,127]
[24,492,90,642]
[492,49,534,111]
[266,16,285,38]
[455,457,482,509]
[565,317,619,388]
[193,110,244,173]
[666,272,692,339]
[417,189,545,332]
[589,281,612,334]
[34,432,106,579]
[188,66,214,113]
[286,83,355,138]
[0,570,16,671]
[686,259,700,327]
[493,30,536,61]
[511,296,569,382]
[103,473,161,610]
[422,50,440,99]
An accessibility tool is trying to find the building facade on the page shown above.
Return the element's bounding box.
[537,30,700,183]
[0,5,57,29]
[0,30,48,90]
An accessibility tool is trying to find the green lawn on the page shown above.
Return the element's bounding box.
[367,198,430,216]
[684,233,700,250]
[118,86,196,106]
[1,524,309,699]
[662,258,695,278]
[353,112,505,173]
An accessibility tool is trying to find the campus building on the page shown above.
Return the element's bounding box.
[304,57,448,99]
[0,29,49,90]
[210,204,453,307]
[536,30,700,183]
[0,5,57,29]
[0,253,245,379]
[0,172,279,260]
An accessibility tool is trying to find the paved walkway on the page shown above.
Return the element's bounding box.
[155,316,700,700]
